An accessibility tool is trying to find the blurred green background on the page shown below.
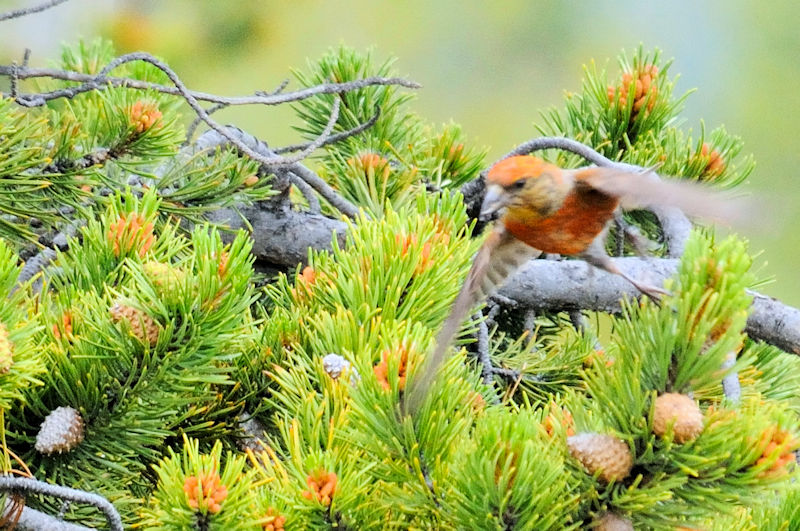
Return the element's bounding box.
[2,0,798,305]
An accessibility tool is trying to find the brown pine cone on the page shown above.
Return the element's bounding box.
[110,302,159,346]
[567,432,633,483]
[652,393,704,443]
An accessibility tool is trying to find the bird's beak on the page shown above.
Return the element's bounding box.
[479,184,507,221]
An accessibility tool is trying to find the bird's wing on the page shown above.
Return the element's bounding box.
[576,167,743,223]
[404,226,540,414]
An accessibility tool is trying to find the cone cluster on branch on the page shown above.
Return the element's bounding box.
[322,353,360,384]
[373,346,410,392]
[543,405,575,437]
[51,311,74,341]
[348,152,391,180]
[594,512,634,531]
[699,142,726,177]
[756,427,797,477]
[129,100,163,133]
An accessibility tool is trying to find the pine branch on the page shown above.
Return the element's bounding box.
[274,105,382,154]
[195,127,360,218]
[91,52,342,168]
[0,476,122,531]
[0,64,420,108]
[498,257,800,355]
[0,0,70,22]
[474,313,493,386]
[206,204,348,267]
[216,206,800,354]
[3,499,91,531]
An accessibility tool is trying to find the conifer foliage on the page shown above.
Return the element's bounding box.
[1,35,798,531]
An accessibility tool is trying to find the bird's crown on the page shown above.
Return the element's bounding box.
[486,155,561,187]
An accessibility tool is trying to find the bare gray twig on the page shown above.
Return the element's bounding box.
[12,247,56,294]
[195,127,360,218]
[96,52,341,167]
[4,497,90,531]
[474,313,493,386]
[0,64,419,108]
[720,352,741,403]
[290,173,321,214]
[0,0,70,21]
[0,476,122,531]
[492,366,522,380]
[290,163,359,218]
[274,105,382,154]
[183,102,228,147]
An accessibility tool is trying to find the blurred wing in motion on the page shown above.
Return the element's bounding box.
[404,226,540,414]
[576,167,746,224]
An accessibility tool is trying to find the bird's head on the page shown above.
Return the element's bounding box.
[480,155,572,222]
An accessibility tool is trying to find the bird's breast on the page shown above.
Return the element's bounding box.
[502,191,619,255]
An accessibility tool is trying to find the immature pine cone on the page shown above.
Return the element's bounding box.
[142,261,185,298]
[595,512,634,531]
[110,303,159,346]
[322,353,360,384]
[567,433,633,483]
[652,393,704,443]
[35,406,85,455]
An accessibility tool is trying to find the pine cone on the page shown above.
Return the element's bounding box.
[567,433,633,483]
[652,393,704,443]
[595,512,634,531]
[110,302,159,346]
[142,261,185,299]
[322,353,360,384]
[35,406,85,455]
[0,323,13,374]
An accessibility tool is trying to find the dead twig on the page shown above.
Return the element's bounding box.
[0,0,70,22]
[0,64,419,108]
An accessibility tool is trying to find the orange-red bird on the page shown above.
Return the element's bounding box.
[405,155,740,412]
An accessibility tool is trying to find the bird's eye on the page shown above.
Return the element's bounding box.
[511,180,526,190]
